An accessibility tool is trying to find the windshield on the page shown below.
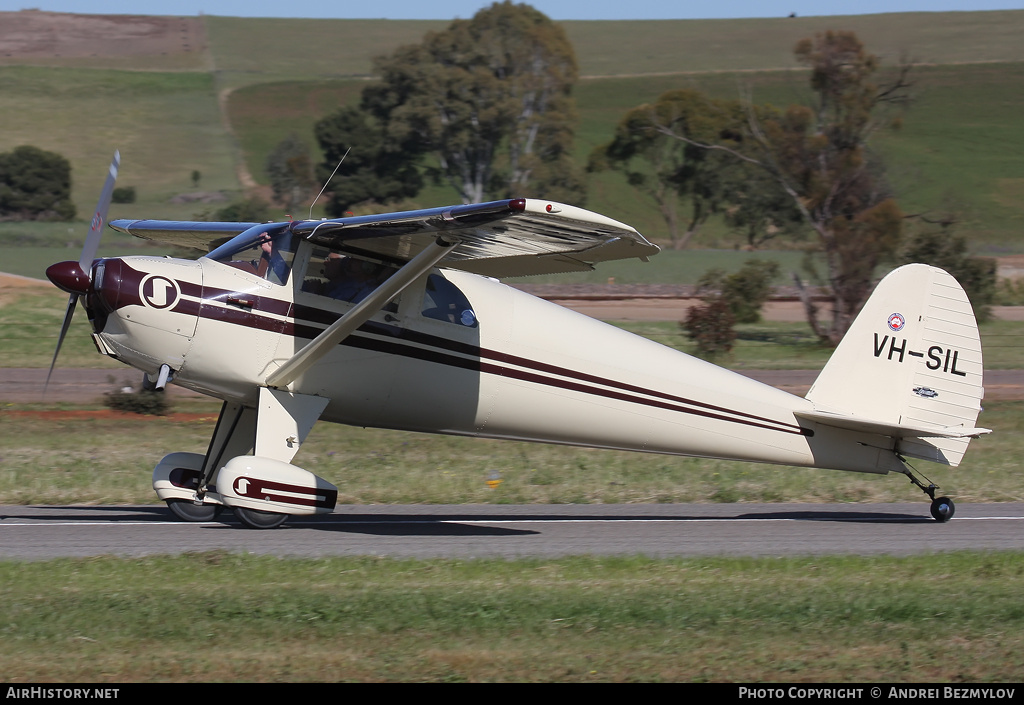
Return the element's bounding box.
[208,230,296,285]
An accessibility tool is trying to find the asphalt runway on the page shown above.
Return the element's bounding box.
[2,503,1022,561]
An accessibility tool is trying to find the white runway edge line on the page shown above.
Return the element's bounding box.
[1,516,1022,527]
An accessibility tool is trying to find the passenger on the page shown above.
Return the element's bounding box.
[321,255,387,303]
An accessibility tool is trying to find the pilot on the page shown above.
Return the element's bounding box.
[257,234,291,284]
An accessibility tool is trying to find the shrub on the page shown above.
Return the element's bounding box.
[682,298,736,358]
[103,382,172,416]
[111,186,136,204]
[695,259,780,324]
[995,278,1024,306]
[0,145,76,221]
[211,196,272,222]
[900,228,995,322]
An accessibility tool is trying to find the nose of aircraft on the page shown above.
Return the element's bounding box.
[46,260,92,296]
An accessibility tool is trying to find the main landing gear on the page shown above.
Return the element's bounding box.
[898,455,955,523]
[154,393,336,530]
[233,506,290,530]
[166,498,224,523]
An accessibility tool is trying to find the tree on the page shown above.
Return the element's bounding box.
[659,31,912,345]
[592,89,803,250]
[313,106,425,216]
[900,216,996,322]
[718,159,805,250]
[0,145,76,221]
[266,133,316,214]
[319,2,583,207]
[589,90,740,249]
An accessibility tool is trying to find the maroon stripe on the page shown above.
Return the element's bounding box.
[478,362,809,436]
[121,269,809,438]
[234,476,337,509]
[483,349,802,432]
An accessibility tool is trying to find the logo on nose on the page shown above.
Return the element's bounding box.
[140,274,180,309]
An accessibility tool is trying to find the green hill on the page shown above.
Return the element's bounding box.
[0,8,1022,268]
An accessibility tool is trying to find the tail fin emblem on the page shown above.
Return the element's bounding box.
[887,313,905,331]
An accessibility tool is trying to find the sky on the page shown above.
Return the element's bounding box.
[5,0,1023,21]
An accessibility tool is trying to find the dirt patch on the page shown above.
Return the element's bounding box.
[169,191,229,204]
[2,409,213,422]
[0,10,205,60]
[997,254,1024,280]
[0,273,52,309]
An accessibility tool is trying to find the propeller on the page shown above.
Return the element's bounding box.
[44,151,121,396]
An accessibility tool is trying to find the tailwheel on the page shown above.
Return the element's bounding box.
[233,506,289,529]
[166,498,224,522]
[898,453,955,523]
[930,496,955,523]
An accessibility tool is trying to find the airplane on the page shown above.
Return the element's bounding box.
[44,152,990,528]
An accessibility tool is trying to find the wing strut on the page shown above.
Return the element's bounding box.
[265,236,458,389]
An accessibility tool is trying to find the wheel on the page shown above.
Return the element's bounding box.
[233,506,290,529]
[930,496,955,523]
[166,498,223,522]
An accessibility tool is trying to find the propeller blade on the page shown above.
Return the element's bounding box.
[45,150,119,398]
[79,150,120,273]
[44,293,80,398]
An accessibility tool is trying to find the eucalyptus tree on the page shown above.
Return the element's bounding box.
[657,31,913,344]
[316,2,584,209]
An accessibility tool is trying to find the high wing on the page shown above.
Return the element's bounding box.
[107,220,259,254]
[109,198,659,277]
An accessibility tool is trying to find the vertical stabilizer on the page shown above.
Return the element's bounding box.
[805,264,985,466]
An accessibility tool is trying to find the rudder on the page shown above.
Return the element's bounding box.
[804,264,986,466]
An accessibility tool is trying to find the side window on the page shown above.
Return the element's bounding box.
[302,247,398,310]
[422,274,477,327]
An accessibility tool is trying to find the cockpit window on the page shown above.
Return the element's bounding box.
[422,274,477,327]
[210,231,295,285]
[302,247,398,309]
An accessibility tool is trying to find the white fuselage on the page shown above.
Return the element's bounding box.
[88,252,904,476]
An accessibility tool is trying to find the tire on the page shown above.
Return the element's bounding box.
[233,506,289,529]
[166,498,223,522]
[930,496,955,523]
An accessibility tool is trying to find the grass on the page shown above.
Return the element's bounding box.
[0,551,1021,681]
[225,79,364,190]
[0,66,238,220]
[0,290,128,370]
[203,16,449,90]
[199,11,1024,88]
[565,11,1024,76]
[0,398,1020,506]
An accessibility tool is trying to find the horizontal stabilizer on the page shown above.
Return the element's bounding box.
[794,409,991,439]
